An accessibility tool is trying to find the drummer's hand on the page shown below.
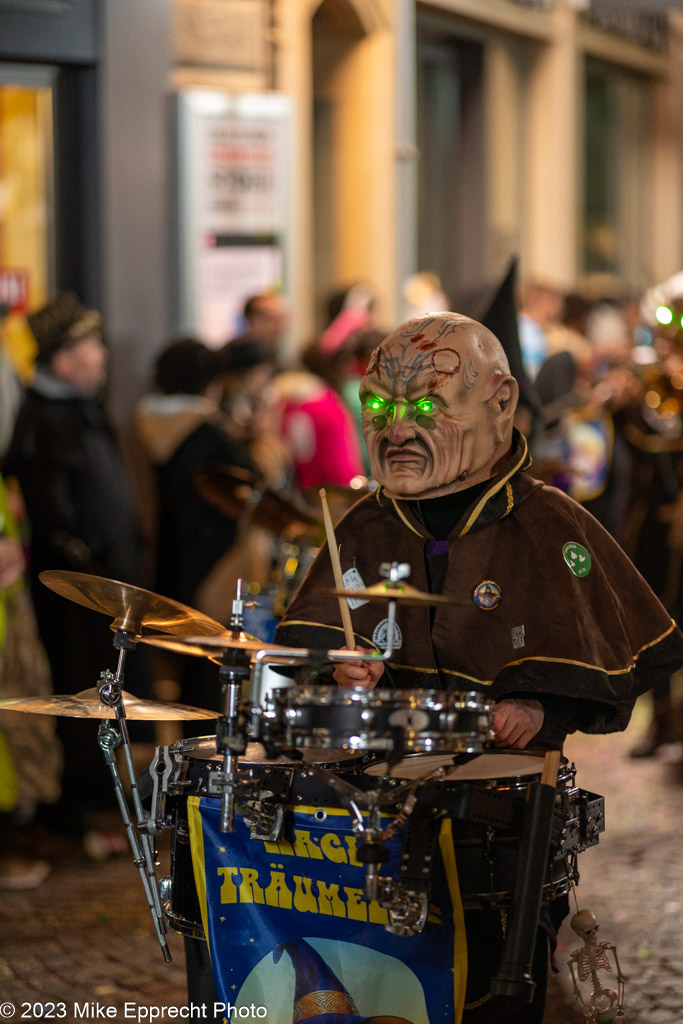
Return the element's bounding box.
[333,646,385,690]
[492,698,544,749]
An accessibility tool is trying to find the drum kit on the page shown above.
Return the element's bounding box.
[0,562,605,1004]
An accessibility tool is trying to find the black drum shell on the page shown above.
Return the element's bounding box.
[161,744,593,937]
[162,738,371,939]
[364,750,579,909]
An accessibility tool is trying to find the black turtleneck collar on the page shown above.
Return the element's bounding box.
[412,478,491,540]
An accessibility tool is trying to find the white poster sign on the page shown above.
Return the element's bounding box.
[176,91,293,340]
[196,243,283,347]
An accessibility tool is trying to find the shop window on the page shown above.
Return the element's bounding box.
[0,66,55,376]
[583,58,650,285]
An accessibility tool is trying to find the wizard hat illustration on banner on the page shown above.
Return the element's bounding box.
[273,939,415,1024]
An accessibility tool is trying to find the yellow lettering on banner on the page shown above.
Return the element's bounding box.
[344,887,368,922]
[344,835,361,866]
[293,829,324,859]
[218,864,393,924]
[320,832,348,864]
[218,867,239,903]
[264,870,294,909]
[263,829,366,865]
[293,874,319,913]
[316,880,346,916]
[238,867,265,904]
[263,836,296,856]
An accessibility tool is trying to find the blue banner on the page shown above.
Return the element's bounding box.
[188,793,467,1023]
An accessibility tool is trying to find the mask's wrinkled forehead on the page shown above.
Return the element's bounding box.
[364,315,480,393]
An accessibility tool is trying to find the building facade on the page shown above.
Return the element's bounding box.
[1,0,682,423]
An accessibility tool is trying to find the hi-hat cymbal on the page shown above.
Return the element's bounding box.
[0,689,218,721]
[39,570,226,637]
[324,582,459,607]
[139,631,300,666]
[193,465,319,540]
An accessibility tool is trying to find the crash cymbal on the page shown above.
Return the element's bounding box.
[39,570,226,638]
[193,465,319,540]
[0,688,218,721]
[139,631,300,666]
[193,465,257,520]
[324,581,459,607]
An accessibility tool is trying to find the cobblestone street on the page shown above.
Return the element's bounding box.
[546,702,683,1024]
[0,698,680,1023]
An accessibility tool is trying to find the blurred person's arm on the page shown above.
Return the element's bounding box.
[0,535,24,590]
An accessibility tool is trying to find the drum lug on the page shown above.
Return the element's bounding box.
[577,790,606,848]
[248,803,285,843]
[147,744,175,834]
[376,878,429,936]
[550,787,605,857]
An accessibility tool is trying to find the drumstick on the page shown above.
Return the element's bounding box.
[319,488,356,650]
[540,748,561,787]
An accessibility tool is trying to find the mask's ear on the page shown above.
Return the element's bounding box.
[487,374,519,442]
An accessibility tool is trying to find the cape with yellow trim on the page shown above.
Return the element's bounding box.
[276,431,683,739]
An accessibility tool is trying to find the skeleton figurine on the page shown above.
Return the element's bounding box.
[568,909,626,1023]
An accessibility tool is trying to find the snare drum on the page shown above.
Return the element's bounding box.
[365,749,587,909]
[270,686,492,754]
[160,736,369,938]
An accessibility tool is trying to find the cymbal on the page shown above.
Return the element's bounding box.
[39,570,226,638]
[139,631,300,666]
[193,465,319,540]
[193,465,256,520]
[0,688,218,721]
[324,581,459,607]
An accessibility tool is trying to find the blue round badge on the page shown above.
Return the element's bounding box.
[473,580,502,610]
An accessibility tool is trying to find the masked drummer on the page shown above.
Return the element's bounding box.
[274,311,683,1021]
[277,311,683,744]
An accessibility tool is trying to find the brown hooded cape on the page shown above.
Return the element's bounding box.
[276,432,683,740]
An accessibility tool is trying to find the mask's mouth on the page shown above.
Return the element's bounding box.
[384,444,425,462]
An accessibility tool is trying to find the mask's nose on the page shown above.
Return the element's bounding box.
[385,400,415,443]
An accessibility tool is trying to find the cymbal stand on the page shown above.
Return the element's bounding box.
[215,581,252,833]
[98,721,171,961]
[250,592,399,710]
[96,630,171,961]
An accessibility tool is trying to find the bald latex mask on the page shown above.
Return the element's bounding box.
[359,313,519,499]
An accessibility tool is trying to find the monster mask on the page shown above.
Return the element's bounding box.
[359,313,518,499]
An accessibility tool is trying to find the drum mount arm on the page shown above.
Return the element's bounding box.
[304,761,446,936]
[250,592,400,710]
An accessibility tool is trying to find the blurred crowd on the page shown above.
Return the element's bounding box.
[1,265,683,887]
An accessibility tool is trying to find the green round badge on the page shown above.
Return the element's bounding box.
[563,542,592,577]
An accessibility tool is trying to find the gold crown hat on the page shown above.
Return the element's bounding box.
[273,939,414,1024]
[28,290,103,362]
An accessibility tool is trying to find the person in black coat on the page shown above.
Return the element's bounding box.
[3,291,150,840]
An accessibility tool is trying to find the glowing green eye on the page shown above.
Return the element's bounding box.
[364,393,387,412]
[415,397,437,414]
